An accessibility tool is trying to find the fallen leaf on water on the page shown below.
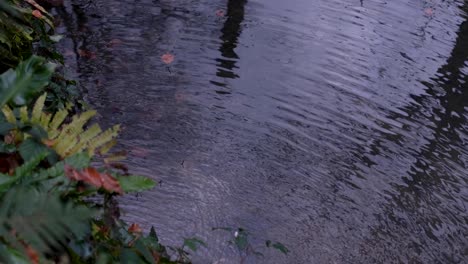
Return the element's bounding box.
[65,166,123,194]
[78,49,97,59]
[107,38,123,48]
[131,147,150,158]
[128,223,143,234]
[161,53,175,64]
[32,10,42,19]
[64,49,75,57]
[215,9,225,17]
[424,7,433,16]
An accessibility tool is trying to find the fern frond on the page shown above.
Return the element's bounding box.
[55,110,96,142]
[99,139,117,155]
[48,109,68,137]
[1,105,15,124]
[87,125,120,155]
[39,112,51,128]
[31,93,46,124]
[13,151,48,178]
[0,151,48,193]
[54,133,78,157]
[0,186,95,255]
[69,124,101,154]
[19,106,28,123]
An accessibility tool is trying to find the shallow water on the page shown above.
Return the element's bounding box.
[59,0,467,262]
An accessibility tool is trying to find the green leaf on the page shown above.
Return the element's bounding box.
[183,237,206,252]
[234,228,249,251]
[0,56,56,107]
[64,152,91,169]
[120,248,142,263]
[134,239,156,264]
[117,175,156,193]
[18,138,48,162]
[0,121,14,135]
[0,186,96,255]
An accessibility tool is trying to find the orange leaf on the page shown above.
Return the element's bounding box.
[128,223,143,234]
[65,166,123,194]
[101,173,123,194]
[32,10,43,19]
[161,53,174,64]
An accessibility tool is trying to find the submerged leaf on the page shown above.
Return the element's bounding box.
[266,240,289,255]
[183,238,206,252]
[161,53,174,64]
[215,9,225,17]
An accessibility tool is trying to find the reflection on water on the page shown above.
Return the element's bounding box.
[58,0,468,262]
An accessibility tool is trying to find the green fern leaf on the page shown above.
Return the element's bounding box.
[0,186,96,255]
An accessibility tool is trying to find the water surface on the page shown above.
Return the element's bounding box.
[59,0,468,262]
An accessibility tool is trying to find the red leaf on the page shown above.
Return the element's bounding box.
[424,8,433,16]
[215,9,225,17]
[161,53,175,64]
[131,147,150,158]
[32,10,42,19]
[78,49,97,59]
[128,223,143,234]
[101,173,123,194]
[65,166,123,194]
[107,39,123,48]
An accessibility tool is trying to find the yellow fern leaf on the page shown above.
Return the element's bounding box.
[40,112,52,129]
[56,110,96,140]
[68,124,102,154]
[31,93,47,124]
[54,132,79,157]
[99,139,117,155]
[2,106,16,124]
[87,125,120,156]
[19,106,29,123]
[49,109,68,137]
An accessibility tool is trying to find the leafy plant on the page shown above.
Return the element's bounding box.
[0,0,53,71]
[2,92,120,158]
[0,55,55,107]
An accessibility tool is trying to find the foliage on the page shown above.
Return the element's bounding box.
[0,55,185,264]
[0,55,55,107]
[2,93,120,158]
[0,2,287,263]
[0,0,53,71]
